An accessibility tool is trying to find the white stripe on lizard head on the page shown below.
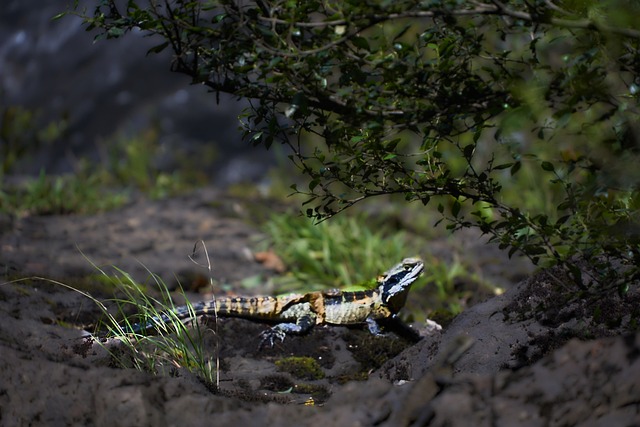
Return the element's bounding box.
[379,258,424,310]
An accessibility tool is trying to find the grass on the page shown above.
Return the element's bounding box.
[6,269,218,385]
[96,241,221,386]
[27,251,220,386]
[0,128,205,216]
[94,264,218,385]
[0,170,128,215]
[258,212,420,292]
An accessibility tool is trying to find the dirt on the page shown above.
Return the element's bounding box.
[1,188,639,426]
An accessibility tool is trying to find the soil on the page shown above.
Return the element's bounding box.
[1,188,639,426]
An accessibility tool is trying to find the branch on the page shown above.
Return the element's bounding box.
[490,0,640,39]
[256,1,640,39]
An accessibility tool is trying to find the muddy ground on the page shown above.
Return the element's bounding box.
[1,188,639,426]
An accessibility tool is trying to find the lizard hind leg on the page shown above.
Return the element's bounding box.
[258,314,316,349]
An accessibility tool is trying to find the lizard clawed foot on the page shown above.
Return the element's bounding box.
[258,327,287,349]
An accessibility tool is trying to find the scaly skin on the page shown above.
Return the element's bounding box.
[128,257,424,346]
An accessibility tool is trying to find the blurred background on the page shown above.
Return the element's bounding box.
[1,0,274,187]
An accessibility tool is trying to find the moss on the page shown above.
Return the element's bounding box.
[260,374,294,392]
[275,356,325,380]
[343,331,411,373]
[335,371,369,384]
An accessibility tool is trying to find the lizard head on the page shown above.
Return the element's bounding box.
[378,257,424,313]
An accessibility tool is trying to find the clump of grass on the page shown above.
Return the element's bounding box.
[100,242,220,385]
[94,265,218,385]
[0,126,204,216]
[259,212,418,292]
[0,170,128,215]
[104,129,205,199]
[9,257,219,387]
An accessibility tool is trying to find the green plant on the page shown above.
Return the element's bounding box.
[105,129,206,199]
[0,169,128,215]
[0,103,68,177]
[64,0,640,292]
[7,271,218,385]
[260,212,417,292]
[106,272,217,384]
[13,266,218,386]
[0,126,206,215]
[0,103,80,214]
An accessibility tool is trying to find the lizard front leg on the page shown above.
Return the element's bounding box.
[259,313,316,348]
[366,317,384,336]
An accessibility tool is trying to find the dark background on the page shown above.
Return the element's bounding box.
[1,0,272,185]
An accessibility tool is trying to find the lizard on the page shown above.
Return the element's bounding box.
[125,257,424,347]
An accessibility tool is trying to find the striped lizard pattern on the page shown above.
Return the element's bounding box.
[128,257,424,346]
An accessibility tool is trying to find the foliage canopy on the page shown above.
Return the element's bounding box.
[66,0,640,290]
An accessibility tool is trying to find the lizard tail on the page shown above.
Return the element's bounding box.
[123,301,216,334]
[120,296,283,334]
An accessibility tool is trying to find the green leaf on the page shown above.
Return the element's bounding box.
[510,161,521,176]
[473,127,483,143]
[52,11,68,21]
[618,282,629,296]
[351,36,370,50]
[524,245,547,255]
[384,139,400,151]
[493,162,513,170]
[147,42,169,55]
[393,24,412,41]
[463,144,475,159]
[541,161,555,172]
[107,27,125,38]
[451,200,461,217]
[250,131,263,143]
